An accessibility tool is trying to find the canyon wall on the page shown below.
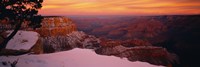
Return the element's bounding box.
[71,15,200,66]
[95,39,178,66]
[0,16,178,66]
[36,17,77,37]
[0,16,77,36]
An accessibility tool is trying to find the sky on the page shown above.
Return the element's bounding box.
[39,0,200,16]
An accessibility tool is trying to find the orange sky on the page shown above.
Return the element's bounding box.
[39,0,200,16]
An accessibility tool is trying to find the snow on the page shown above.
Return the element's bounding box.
[6,30,39,50]
[0,48,164,67]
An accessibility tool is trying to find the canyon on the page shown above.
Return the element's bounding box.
[1,15,200,67]
[70,15,200,67]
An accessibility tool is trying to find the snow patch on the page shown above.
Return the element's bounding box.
[0,48,164,67]
[6,30,39,50]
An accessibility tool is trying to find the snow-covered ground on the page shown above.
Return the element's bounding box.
[0,48,164,67]
[6,31,39,50]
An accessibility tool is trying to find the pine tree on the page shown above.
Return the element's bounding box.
[0,0,43,50]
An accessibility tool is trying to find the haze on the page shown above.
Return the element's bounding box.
[39,0,200,16]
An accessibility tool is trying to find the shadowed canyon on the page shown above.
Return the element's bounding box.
[70,15,200,67]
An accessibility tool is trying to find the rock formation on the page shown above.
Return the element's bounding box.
[95,39,178,66]
[33,17,100,53]
[42,31,100,53]
[0,16,79,53]
[36,17,77,37]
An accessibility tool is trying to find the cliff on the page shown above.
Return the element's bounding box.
[36,17,77,37]
[95,39,178,66]
[0,16,77,36]
[32,17,100,53]
[0,16,79,53]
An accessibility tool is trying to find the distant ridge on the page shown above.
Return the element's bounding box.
[43,16,64,18]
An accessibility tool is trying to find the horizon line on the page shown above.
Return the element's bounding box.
[41,14,200,17]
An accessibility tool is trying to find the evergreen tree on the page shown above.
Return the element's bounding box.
[0,0,43,50]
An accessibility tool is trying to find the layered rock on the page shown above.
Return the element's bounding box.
[95,39,178,66]
[36,17,77,37]
[96,46,177,66]
[30,17,100,53]
[0,16,77,36]
[42,31,100,53]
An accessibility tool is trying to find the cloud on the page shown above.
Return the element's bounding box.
[39,0,200,15]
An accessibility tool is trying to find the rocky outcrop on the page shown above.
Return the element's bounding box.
[41,31,100,53]
[121,39,152,47]
[0,31,40,56]
[36,17,77,37]
[33,17,101,53]
[96,45,177,66]
[95,39,178,66]
[0,16,77,36]
[0,16,78,53]
[31,17,100,53]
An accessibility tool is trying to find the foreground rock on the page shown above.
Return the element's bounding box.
[0,31,40,55]
[5,31,39,50]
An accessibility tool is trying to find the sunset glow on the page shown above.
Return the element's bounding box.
[39,0,200,16]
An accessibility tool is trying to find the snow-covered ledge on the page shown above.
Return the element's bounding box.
[6,30,39,50]
[0,48,164,67]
